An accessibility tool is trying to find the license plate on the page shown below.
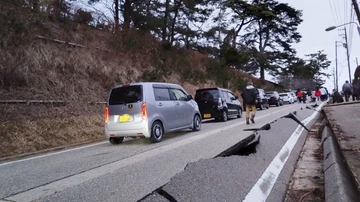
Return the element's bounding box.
[204,113,211,118]
[119,114,130,122]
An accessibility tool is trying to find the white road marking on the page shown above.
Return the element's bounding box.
[0,141,108,167]
[3,106,294,202]
[0,106,294,168]
[242,102,325,202]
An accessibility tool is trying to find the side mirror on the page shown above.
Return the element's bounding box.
[186,94,193,101]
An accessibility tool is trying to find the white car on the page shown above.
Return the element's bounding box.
[279,93,294,104]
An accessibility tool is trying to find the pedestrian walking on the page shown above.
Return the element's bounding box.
[320,87,327,101]
[342,80,352,102]
[296,89,303,103]
[315,87,321,101]
[352,80,359,101]
[302,91,307,103]
[241,81,259,125]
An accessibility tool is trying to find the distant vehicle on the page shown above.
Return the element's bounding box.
[256,88,270,110]
[289,92,297,101]
[265,91,283,106]
[104,82,202,144]
[195,87,242,122]
[279,92,295,104]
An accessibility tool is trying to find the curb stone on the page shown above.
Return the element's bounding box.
[322,125,360,202]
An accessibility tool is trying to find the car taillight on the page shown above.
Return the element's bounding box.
[218,97,222,108]
[104,107,109,123]
[141,103,147,120]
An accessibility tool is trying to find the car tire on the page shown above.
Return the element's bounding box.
[192,114,201,131]
[276,100,280,106]
[109,137,124,145]
[260,104,264,110]
[222,110,228,122]
[150,121,163,143]
[237,108,242,118]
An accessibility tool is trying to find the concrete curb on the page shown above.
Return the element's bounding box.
[322,124,360,202]
[324,100,360,107]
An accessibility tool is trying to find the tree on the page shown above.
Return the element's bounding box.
[242,0,303,79]
[278,50,331,90]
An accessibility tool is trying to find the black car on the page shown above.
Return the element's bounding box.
[256,88,270,110]
[195,88,242,122]
[265,91,283,106]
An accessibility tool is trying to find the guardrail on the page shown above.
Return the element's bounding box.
[0,100,106,105]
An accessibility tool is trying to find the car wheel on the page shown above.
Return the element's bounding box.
[260,104,264,110]
[222,110,228,122]
[150,121,163,143]
[192,114,201,131]
[237,108,242,118]
[109,137,124,145]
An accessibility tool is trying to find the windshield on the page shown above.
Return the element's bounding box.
[279,94,288,97]
[195,89,219,100]
[109,85,143,105]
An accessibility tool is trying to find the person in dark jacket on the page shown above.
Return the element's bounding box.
[241,81,259,125]
[332,89,344,103]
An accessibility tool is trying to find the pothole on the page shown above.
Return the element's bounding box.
[216,132,259,157]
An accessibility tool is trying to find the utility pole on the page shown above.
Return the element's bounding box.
[343,28,352,83]
[351,0,360,25]
[335,41,340,91]
[333,67,336,90]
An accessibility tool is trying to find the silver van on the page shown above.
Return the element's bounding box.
[104,82,202,144]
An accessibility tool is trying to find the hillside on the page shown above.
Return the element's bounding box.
[0,20,280,159]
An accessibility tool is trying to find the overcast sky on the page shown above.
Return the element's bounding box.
[277,0,359,91]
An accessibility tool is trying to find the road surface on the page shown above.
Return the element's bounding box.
[0,103,321,202]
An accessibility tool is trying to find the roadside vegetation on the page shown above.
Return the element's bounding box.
[0,0,330,158]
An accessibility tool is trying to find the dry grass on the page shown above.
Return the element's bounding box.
[0,114,104,158]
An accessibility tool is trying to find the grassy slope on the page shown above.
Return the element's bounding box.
[0,23,279,158]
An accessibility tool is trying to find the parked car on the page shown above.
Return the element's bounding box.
[256,88,270,110]
[195,87,242,122]
[279,92,295,104]
[265,91,283,106]
[104,82,202,144]
[289,92,297,101]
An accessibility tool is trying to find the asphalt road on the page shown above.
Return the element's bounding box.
[0,103,320,202]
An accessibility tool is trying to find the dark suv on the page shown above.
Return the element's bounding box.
[265,91,283,106]
[256,88,270,110]
[195,88,242,122]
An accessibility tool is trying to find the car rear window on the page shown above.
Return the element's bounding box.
[195,89,219,100]
[109,85,143,105]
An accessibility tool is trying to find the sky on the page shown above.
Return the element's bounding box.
[276,0,360,91]
[74,0,360,91]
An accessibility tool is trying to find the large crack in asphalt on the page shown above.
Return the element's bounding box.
[138,106,318,202]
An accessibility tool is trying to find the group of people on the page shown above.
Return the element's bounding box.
[295,87,329,104]
[240,79,358,125]
[332,80,360,103]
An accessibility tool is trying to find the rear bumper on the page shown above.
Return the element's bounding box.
[105,121,150,139]
[200,109,223,119]
[268,99,278,105]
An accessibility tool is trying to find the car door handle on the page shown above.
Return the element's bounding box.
[158,102,163,106]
